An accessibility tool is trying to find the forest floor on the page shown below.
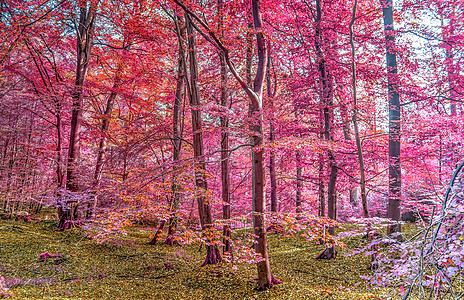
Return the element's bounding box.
[0,217,403,299]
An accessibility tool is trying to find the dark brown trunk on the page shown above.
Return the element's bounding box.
[295,150,303,217]
[316,159,338,259]
[349,0,369,219]
[165,15,185,245]
[57,201,80,231]
[340,103,358,209]
[246,23,253,87]
[87,65,120,219]
[171,0,280,289]
[185,14,221,265]
[318,153,325,217]
[149,220,165,245]
[381,0,401,238]
[315,2,326,221]
[66,1,97,192]
[56,103,63,188]
[251,0,281,290]
[443,15,457,116]
[59,1,97,230]
[266,55,277,213]
[315,0,337,259]
[349,0,378,268]
[218,0,231,255]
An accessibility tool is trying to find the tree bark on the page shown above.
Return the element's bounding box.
[349,0,369,219]
[442,9,457,116]
[295,150,303,217]
[381,0,401,238]
[315,0,337,259]
[55,103,63,189]
[165,15,185,246]
[86,63,121,219]
[218,0,231,255]
[185,14,221,265]
[170,0,280,289]
[351,0,377,267]
[59,0,97,231]
[318,153,325,217]
[266,55,277,213]
[250,0,281,290]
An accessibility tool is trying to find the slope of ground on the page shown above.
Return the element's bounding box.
[0,219,396,299]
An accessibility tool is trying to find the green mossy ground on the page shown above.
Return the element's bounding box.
[0,218,399,299]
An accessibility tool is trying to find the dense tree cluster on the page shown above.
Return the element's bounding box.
[1,0,463,293]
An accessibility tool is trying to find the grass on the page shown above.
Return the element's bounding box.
[0,218,398,299]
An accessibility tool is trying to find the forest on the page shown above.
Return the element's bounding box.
[0,0,464,299]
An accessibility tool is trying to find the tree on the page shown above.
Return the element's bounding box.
[185,13,222,265]
[315,0,338,260]
[149,12,186,246]
[266,53,278,213]
[87,59,122,219]
[381,0,401,238]
[218,0,232,254]
[171,0,281,290]
[166,14,186,246]
[349,0,369,219]
[58,0,98,230]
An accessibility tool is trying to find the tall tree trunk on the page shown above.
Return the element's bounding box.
[295,150,303,217]
[349,0,369,219]
[86,64,121,219]
[250,0,281,290]
[185,14,221,266]
[318,153,325,217]
[340,103,358,207]
[315,0,337,259]
[164,14,186,246]
[266,55,277,213]
[171,0,281,290]
[351,0,377,267]
[381,0,401,238]
[59,1,97,231]
[269,126,277,213]
[442,9,457,116]
[55,102,63,189]
[218,0,231,255]
[294,70,302,217]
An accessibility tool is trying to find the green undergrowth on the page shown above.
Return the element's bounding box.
[0,219,403,299]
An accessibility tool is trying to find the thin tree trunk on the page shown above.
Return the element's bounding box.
[250,0,281,290]
[381,0,401,238]
[295,150,303,217]
[349,0,369,219]
[185,14,221,265]
[23,38,64,195]
[442,9,457,116]
[165,15,185,246]
[59,1,97,231]
[218,0,231,255]
[294,67,302,217]
[148,220,166,245]
[350,0,377,267]
[266,55,277,213]
[53,97,64,190]
[318,153,325,217]
[86,65,120,219]
[340,100,358,208]
[171,0,280,289]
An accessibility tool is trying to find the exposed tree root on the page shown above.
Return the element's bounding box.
[201,245,222,266]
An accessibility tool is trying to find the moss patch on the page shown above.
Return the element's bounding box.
[0,219,397,299]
